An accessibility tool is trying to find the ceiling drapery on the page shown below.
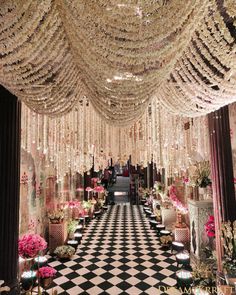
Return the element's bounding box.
[0,0,236,124]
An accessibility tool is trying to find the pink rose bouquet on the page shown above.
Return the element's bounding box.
[18,234,47,258]
[38,266,56,278]
[205,215,215,238]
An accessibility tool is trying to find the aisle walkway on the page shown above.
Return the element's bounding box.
[108,176,130,192]
[48,205,180,295]
[108,176,130,204]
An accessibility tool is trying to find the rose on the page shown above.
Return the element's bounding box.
[38,266,56,278]
[205,216,215,238]
[19,234,47,258]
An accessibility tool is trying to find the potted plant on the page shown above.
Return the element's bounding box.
[189,161,212,200]
[54,245,75,260]
[38,266,56,290]
[191,161,212,188]
[160,235,172,249]
[48,209,64,224]
[222,221,236,286]
[67,220,78,239]
[192,261,216,289]
[82,200,92,210]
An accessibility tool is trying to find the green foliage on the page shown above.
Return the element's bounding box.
[67,220,78,234]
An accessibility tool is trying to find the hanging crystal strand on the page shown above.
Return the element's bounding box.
[88,106,92,158]
[78,104,82,173]
[31,110,36,146]
[204,117,210,159]
[75,107,79,172]
[57,116,61,180]
[157,101,161,168]
[27,108,31,153]
[43,114,47,155]
[21,104,26,150]
[36,114,39,151]
[60,115,64,181]
[147,105,152,164]
[84,107,88,171]
[51,117,55,165]
[54,118,57,182]
[82,101,86,172]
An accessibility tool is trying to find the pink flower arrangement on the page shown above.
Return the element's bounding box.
[86,187,93,192]
[94,186,105,193]
[169,185,188,214]
[18,234,47,258]
[68,200,81,208]
[38,266,56,278]
[205,215,215,238]
[183,177,189,184]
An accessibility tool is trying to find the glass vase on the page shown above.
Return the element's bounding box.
[39,277,53,289]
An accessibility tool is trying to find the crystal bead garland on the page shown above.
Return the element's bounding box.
[21,97,211,183]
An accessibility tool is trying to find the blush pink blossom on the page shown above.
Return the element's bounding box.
[18,234,47,258]
[38,266,56,278]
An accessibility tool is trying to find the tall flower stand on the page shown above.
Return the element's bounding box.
[49,221,67,253]
[160,207,176,230]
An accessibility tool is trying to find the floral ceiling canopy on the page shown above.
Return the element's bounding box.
[0,0,236,125]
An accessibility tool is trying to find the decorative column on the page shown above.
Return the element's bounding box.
[188,199,213,259]
[0,86,21,293]
[208,106,236,271]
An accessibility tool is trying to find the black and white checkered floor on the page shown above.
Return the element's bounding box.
[47,204,181,294]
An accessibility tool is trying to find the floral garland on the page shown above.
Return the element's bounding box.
[0,1,235,123]
[169,185,188,214]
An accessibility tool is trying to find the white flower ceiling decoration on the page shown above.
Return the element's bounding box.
[0,0,236,124]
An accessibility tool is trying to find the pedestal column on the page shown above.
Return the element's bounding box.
[0,86,21,293]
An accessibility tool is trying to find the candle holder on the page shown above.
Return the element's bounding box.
[140,199,146,205]
[176,252,190,268]
[150,214,157,220]
[67,239,79,250]
[33,256,48,269]
[145,210,152,218]
[84,215,90,224]
[102,205,108,211]
[171,241,185,253]
[160,230,171,237]
[150,220,159,229]
[94,210,102,219]
[76,224,83,232]
[79,217,85,225]
[156,224,165,236]
[74,232,83,244]
[176,269,193,288]
[21,270,37,291]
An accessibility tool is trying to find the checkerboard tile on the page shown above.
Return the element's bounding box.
[45,204,181,295]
